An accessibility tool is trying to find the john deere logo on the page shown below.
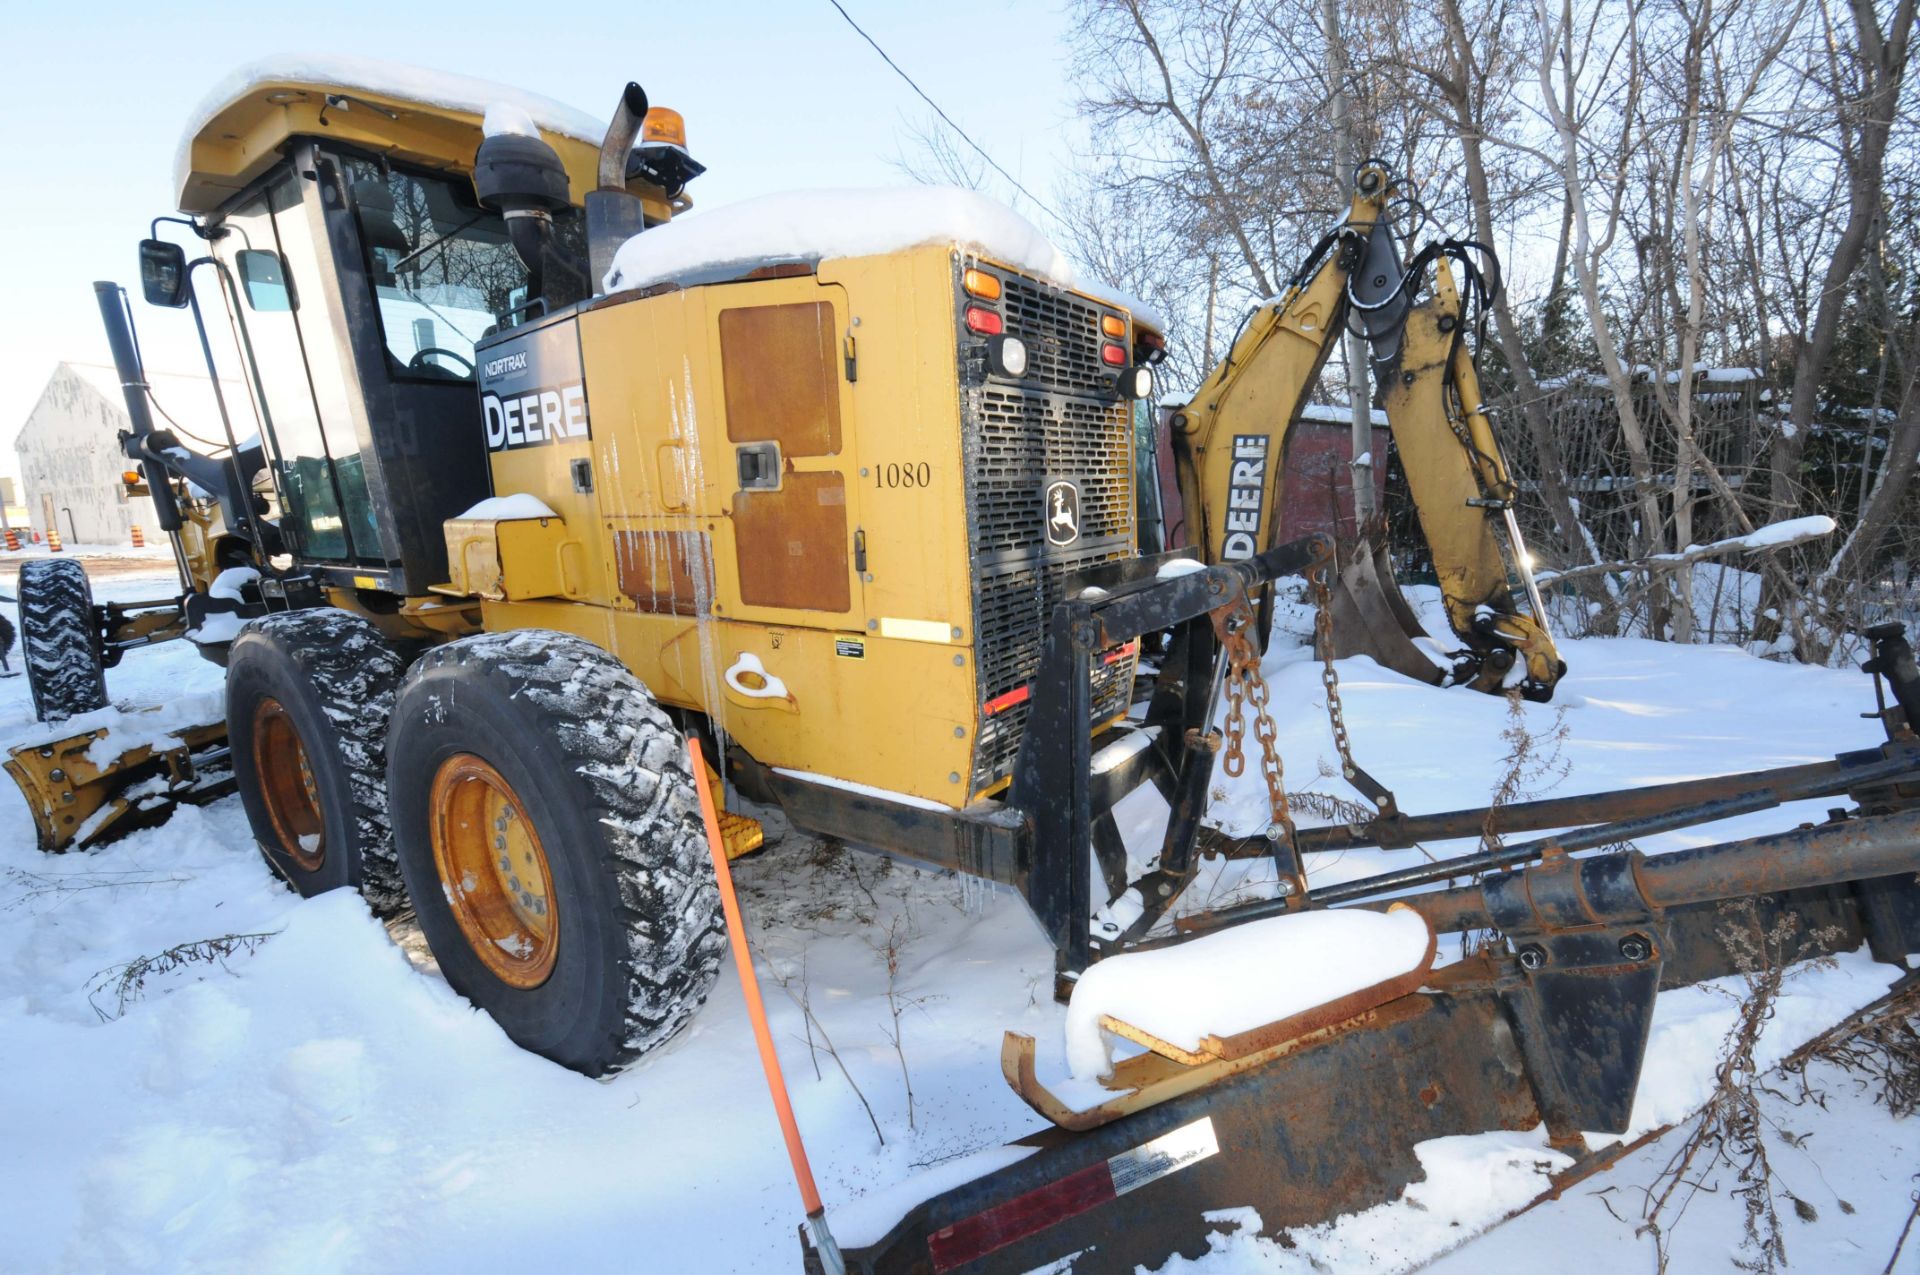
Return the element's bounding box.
[1046,480,1081,546]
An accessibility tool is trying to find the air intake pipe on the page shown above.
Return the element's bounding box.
[473,129,577,307]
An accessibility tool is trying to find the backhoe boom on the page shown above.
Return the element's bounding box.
[1172,164,1564,699]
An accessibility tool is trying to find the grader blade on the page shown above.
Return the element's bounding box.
[5,715,233,852]
[1323,536,1446,686]
[822,799,1920,1274]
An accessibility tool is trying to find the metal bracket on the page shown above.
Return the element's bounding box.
[1008,535,1332,986]
[1487,853,1665,1145]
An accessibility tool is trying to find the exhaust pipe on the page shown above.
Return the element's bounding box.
[586,82,651,293]
[597,82,648,190]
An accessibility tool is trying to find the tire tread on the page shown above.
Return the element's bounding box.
[19,559,107,722]
[237,609,407,912]
[410,630,726,1072]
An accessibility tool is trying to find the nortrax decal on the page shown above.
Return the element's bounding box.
[1221,434,1270,559]
[483,384,589,452]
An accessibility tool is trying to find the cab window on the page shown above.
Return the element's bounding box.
[341,157,533,381]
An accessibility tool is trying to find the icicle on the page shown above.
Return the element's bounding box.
[669,358,730,773]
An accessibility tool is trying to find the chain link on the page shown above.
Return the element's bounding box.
[1311,567,1361,783]
[1210,594,1296,848]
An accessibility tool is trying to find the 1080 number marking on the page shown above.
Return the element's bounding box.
[874,462,932,489]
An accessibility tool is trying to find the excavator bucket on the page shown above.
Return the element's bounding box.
[5,714,233,852]
[1322,536,1446,687]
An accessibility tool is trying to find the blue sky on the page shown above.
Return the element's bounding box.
[0,1,1080,478]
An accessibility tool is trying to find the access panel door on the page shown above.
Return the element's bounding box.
[711,280,861,628]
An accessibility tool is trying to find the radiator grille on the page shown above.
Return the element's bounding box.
[961,259,1138,793]
[1000,274,1112,397]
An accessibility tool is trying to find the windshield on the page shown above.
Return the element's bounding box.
[343,156,536,381]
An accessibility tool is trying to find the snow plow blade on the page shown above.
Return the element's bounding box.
[817,802,1920,1274]
[5,716,233,852]
[1322,535,1446,686]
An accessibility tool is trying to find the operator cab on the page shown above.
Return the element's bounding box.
[141,62,691,598]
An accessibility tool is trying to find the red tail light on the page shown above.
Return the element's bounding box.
[966,307,1004,336]
[1101,342,1126,365]
[984,684,1031,715]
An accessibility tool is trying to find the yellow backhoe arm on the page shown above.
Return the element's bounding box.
[1174,184,1380,566]
[1171,166,1564,700]
[1382,258,1563,697]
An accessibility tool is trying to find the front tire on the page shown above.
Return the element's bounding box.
[19,559,107,721]
[386,630,725,1076]
[227,610,407,912]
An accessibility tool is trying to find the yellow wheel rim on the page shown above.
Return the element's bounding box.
[429,753,559,989]
[253,696,325,871]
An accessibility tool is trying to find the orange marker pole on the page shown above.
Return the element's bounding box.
[688,739,847,1275]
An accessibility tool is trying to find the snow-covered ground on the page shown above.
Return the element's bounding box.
[1,566,1914,1273]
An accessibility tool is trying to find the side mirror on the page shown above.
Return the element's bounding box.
[138,239,189,308]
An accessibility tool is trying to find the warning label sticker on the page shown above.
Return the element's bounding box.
[1108,1117,1220,1197]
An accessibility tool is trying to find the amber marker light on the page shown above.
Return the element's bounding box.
[1101,314,1126,338]
[963,269,1002,300]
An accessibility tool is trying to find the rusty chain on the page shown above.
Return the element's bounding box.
[1311,566,1361,784]
[1210,592,1297,851]
[1199,563,1387,900]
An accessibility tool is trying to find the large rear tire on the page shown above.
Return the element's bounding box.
[19,559,108,721]
[227,610,408,912]
[386,629,725,1076]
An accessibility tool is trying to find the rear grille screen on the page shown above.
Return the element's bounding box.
[960,258,1137,792]
[1001,275,1114,397]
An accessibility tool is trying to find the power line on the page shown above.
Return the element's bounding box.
[823,0,1067,227]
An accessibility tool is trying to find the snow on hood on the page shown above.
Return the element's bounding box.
[177,54,606,208]
[602,185,1167,330]
[456,493,559,521]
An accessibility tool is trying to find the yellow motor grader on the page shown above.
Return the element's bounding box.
[13,59,1920,1273]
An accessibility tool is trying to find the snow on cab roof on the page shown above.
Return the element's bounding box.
[176,54,606,210]
[602,186,1167,330]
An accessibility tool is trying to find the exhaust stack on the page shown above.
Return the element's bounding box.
[586,82,651,293]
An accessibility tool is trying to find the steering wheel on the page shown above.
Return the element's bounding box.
[408,346,475,376]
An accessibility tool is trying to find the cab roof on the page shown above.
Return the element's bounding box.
[176,55,611,214]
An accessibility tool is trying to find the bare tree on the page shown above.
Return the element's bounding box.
[1534,0,1678,631]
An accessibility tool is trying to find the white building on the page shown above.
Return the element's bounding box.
[13,363,243,545]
